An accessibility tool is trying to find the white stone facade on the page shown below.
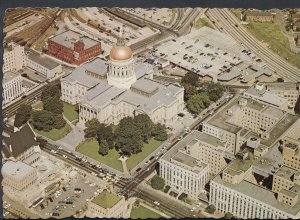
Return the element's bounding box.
[107,57,136,90]
[159,157,209,199]
[3,42,26,73]
[2,72,23,105]
[209,180,299,219]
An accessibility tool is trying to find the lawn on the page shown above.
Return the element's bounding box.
[194,18,213,29]
[76,139,123,172]
[32,101,43,110]
[246,21,300,69]
[63,102,78,122]
[126,139,163,171]
[232,9,242,20]
[130,205,162,219]
[33,123,71,141]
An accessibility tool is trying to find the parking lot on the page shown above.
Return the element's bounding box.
[35,177,100,218]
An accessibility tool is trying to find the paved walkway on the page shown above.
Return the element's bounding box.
[59,126,85,150]
[118,156,129,174]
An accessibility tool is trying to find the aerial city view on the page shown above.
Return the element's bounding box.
[2,6,300,219]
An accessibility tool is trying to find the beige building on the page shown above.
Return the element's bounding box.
[86,190,132,218]
[272,166,300,193]
[210,158,300,219]
[1,160,44,206]
[282,137,300,171]
[243,83,292,112]
[2,71,23,105]
[61,38,184,129]
[3,42,26,73]
[160,131,219,199]
[244,11,275,22]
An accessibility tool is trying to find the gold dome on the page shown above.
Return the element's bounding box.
[110,45,133,61]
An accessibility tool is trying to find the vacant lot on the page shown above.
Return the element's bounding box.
[246,21,300,69]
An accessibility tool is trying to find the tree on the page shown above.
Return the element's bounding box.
[43,96,64,115]
[152,123,168,141]
[84,118,102,138]
[205,205,216,214]
[115,117,143,155]
[97,124,114,149]
[181,72,199,86]
[98,140,109,156]
[31,110,56,131]
[134,114,154,143]
[224,212,234,219]
[53,114,66,129]
[182,83,197,101]
[150,175,165,190]
[41,83,61,102]
[198,82,225,102]
[14,104,32,127]
[74,103,79,113]
[186,93,211,114]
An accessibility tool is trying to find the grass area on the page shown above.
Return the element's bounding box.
[32,26,57,51]
[76,139,123,172]
[131,205,162,219]
[246,21,300,69]
[163,8,178,26]
[33,123,71,141]
[194,18,213,29]
[32,101,43,110]
[126,139,163,171]
[183,196,196,205]
[63,102,78,122]
[232,9,242,20]
[92,191,121,209]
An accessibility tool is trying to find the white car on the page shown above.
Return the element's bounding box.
[63,155,68,159]
[58,147,63,150]
[51,150,57,154]
[153,201,160,206]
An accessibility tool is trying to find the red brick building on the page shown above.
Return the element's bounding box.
[47,30,102,65]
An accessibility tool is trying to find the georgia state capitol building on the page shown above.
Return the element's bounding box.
[60,36,184,128]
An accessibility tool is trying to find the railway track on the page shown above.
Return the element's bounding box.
[205,8,300,82]
[40,143,194,218]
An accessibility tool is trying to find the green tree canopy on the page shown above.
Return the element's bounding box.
[31,110,56,131]
[181,72,199,86]
[98,139,109,156]
[205,205,216,214]
[182,83,198,101]
[14,104,32,127]
[41,83,61,102]
[43,96,64,115]
[53,114,66,129]
[150,175,165,190]
[115,117,143,155]
[187,93,211,115]
[224,212,234,219]
[84,118,102,139]
[152,123,168,141]
[134,114,154,143]
[97,124,114,149]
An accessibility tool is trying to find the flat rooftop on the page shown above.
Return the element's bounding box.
[213,174,300,216]
[206,97,242,134]
[3,71,20,84]
[171,152,206,173]
[275,165,298,181]
[91,190,121,209]
[2,160,35,179]
[154,27,246,79]
[25,48,60,70]
[49,30,99,50]
[261,114,299,147]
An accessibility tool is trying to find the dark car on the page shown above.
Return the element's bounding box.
[178,113,185,117]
